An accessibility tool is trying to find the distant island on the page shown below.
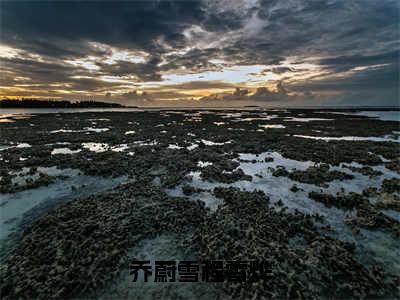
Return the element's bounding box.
[0,99,124,108]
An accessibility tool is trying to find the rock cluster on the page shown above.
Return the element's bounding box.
[0,181,208,299]
[201,165,252,183]
[273,164,354,186]
[308,190,400,236]
[0,171,56,194]
[381,178,400,194]
[345,206,400,237]
[1,109,399,299]
[193,187,395,299]
[308,191,366,209]
[385,159,400,172]
[342,164,383,178]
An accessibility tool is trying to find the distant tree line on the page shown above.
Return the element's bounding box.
[0,98,123,108]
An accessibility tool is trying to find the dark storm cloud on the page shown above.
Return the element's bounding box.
[96,59,163,81]
[254,0,399,56]
[0,56,78,83]
[314,50,400,74]
[0,56,119,93]
[159,48,224,72]
[1,0,399,105]
[0,0,210,92]
[1,0,204,56]
[292,63,399,92]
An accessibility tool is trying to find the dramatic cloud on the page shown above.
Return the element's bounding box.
[0,0,399,106]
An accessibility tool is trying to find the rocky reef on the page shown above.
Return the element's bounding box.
[272,164,354,186]
[193,187,396,299]
[0,181,208,299]
[1,109,399,299]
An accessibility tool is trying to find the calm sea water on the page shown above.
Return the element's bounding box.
[0,108,399,121]
[353,111,400,122]
[0,107,144,115]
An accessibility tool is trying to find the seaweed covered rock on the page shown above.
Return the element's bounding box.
[290,184,300,192]
[1,108,400,299]
[345,206,400,236]
[381,178,400,194]
[362,187,378,197]
[273,164,353,186]
[200,165,252,183]
[376,193,400,211]
[272,165,289,177]
[308,191,366,209]
[193,187,394,299]
[385,159,400,173]
[0,182,208,299]
[0,172,56,194]
[342,164,383,178]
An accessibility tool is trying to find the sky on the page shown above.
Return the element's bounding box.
[0,0,399,107]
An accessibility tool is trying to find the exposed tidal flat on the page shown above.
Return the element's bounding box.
[0,108,399,299]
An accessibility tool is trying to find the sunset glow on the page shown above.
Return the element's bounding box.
[0,0,398,106]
